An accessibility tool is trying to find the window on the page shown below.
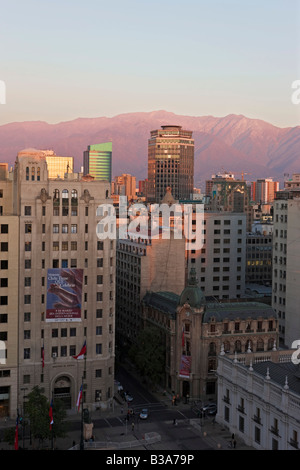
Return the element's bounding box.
[0,224,8,233]
[24,348,30,359]
[24,277,31,287]
[97,258,103,268]
[71,241,77,251]
[0,242,8,252]
[62,224,68,233]
[97,275,103,285]
[62,259,68,268]
[24,206,31,216]
[97,292,103,302]
[71,224,77,233]
[53,242,59,251]
[0,296,8,305]
[53,224,59,233]
[96,344,102,355]
[25,259,31,269]
[24,295,31,304]
[24,242,31,252]
[96,326,102,335]
[62,241,68,251]
[1,260,8,270]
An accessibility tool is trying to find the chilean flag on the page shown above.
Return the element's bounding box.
[73,341,87,360]
[76,384,83,411]
[14,416,19,450]
[49,399,54,429]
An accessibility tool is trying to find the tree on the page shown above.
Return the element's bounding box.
[129,326,166,386]
[26,386,67,449]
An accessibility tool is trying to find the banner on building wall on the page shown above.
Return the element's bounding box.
[46,269,83,322]
[179,355,191,379]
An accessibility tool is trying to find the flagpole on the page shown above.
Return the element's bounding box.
[80,375,84,450]
[51,392,54,450]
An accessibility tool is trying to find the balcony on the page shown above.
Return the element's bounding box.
[270,426,280,437]
[253,415,261,425]
[289,439,299,449]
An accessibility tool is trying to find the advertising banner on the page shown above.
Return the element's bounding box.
[179,355,192,379]
[46,269,83,322]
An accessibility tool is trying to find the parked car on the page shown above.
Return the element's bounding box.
[139,409,149,419]
[200,403,217,415]
[125,393,133,402]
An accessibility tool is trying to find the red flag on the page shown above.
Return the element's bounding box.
[49,399,54,429]
[76,384,83,411]
[14,416,18,450]
[72,341,86,360]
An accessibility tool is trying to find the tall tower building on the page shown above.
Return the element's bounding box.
[83,143,112,182]
[251,178,279,204]
[0,148,116,418]
[147,125,194,203]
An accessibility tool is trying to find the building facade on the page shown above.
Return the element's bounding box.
[272,188,300,347]
[147,125,194,203]
[116,229,186,348]
[83,143,112,182]
[187,211,247,300]
[217,350,300,450]
[142,271,278,403]
[0,148,116,418]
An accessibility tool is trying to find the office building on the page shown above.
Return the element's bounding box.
[272,187,300,347]
[187,210,247,300]
[83,143,112,182]
[251,178,279,204]
[147,125,194,203]
[113,174,136,200]
[0,148,115,418]
[116,229,186,348]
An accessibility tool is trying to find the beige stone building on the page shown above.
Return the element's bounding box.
[142,269,279,402]
[0,148,116,418]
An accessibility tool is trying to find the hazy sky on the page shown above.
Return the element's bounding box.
[0,0,299,127]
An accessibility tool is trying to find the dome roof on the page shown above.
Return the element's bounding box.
[178,268,205,309]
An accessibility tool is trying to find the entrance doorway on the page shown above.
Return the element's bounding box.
[182,381,190,398]
[53,376,72,409]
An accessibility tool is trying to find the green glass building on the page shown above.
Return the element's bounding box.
[83,143,112,182]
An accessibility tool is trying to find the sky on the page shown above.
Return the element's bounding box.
[0,0,299,128]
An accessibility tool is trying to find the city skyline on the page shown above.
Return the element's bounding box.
[0,0,299,128]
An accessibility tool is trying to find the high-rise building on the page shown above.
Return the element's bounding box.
[272,187,300,347]
[0,148,115,418]
[251,178,279,204]
[83,143,112,182]
[186,208,247,300]
[113,174,136,200]
[147,125,194,203]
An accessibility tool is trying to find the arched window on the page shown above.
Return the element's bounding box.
[26,167,29,181]
[37,167,40,181]
[224,341,230,353]
[234,340,242,353]
[267,338,275,350]
[71,189,78,206]
[245,340,253,352]
[31,167,35,181]
[62,189,69,205]
[53,189,60,207]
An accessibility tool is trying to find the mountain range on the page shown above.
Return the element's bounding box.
[0,110,299,188]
